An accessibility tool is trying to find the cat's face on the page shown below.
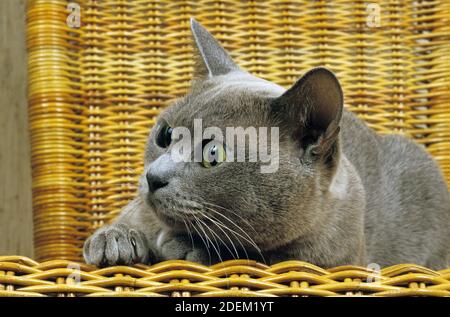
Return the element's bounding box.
[139,19,344,257]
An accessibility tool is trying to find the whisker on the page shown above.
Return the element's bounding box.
[189,215,212,264]
[194,214,223,265]
[199,200,259,235]
[202,205,264,255]
[199,202,263,248]
[181,215,195,250]
[201,197,291,223]
[181,197,266,264]
[197,212,239,260]
[193,215,210,248]
[200,211,251,262]
[203,208,263,264]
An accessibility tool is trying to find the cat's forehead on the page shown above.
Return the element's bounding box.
[162,72,285,128]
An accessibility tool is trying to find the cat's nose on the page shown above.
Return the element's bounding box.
[146,170,169,193]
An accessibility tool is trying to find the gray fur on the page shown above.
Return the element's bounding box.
[84,19,450,269]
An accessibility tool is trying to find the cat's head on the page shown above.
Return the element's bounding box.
[139,19,344,258]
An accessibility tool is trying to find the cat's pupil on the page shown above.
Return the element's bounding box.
[157,125,172,148]
[210,145,218,166]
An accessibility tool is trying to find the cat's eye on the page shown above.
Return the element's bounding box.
[156,125,173,148]
[202,141,226,168]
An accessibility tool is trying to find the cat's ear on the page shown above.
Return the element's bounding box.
[190,18,240,78]
[272,67,343,159]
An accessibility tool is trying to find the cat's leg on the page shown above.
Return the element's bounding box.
[83,196,161,266]
[83,196,212,266]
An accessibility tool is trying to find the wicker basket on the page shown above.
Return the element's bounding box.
[1,256,450,297]
[5,0,447,296]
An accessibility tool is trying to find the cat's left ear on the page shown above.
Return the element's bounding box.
[190,18,240,79]
[271,67,343,159]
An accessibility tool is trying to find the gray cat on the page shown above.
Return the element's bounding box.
[83,19,450,269]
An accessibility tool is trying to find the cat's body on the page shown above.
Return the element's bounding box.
[84,19,450,269]
[341,111,450,268]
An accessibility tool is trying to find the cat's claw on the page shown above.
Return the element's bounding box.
[83,224,149,267]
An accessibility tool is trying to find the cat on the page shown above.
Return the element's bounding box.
[83,18,450,269]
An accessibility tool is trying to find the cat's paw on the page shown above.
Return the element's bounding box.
[83,224,149,267]
[158,232,211,265]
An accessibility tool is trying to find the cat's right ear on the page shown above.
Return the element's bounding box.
[190,18,240,79]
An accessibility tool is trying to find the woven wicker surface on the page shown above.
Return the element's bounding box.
[26,0,450,283]
[1,256,449,297]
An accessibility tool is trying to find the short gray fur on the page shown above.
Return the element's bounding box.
[83,18,450,269]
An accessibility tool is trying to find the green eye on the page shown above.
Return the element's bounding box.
[156,125,173,148]
[202,141,226,168]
